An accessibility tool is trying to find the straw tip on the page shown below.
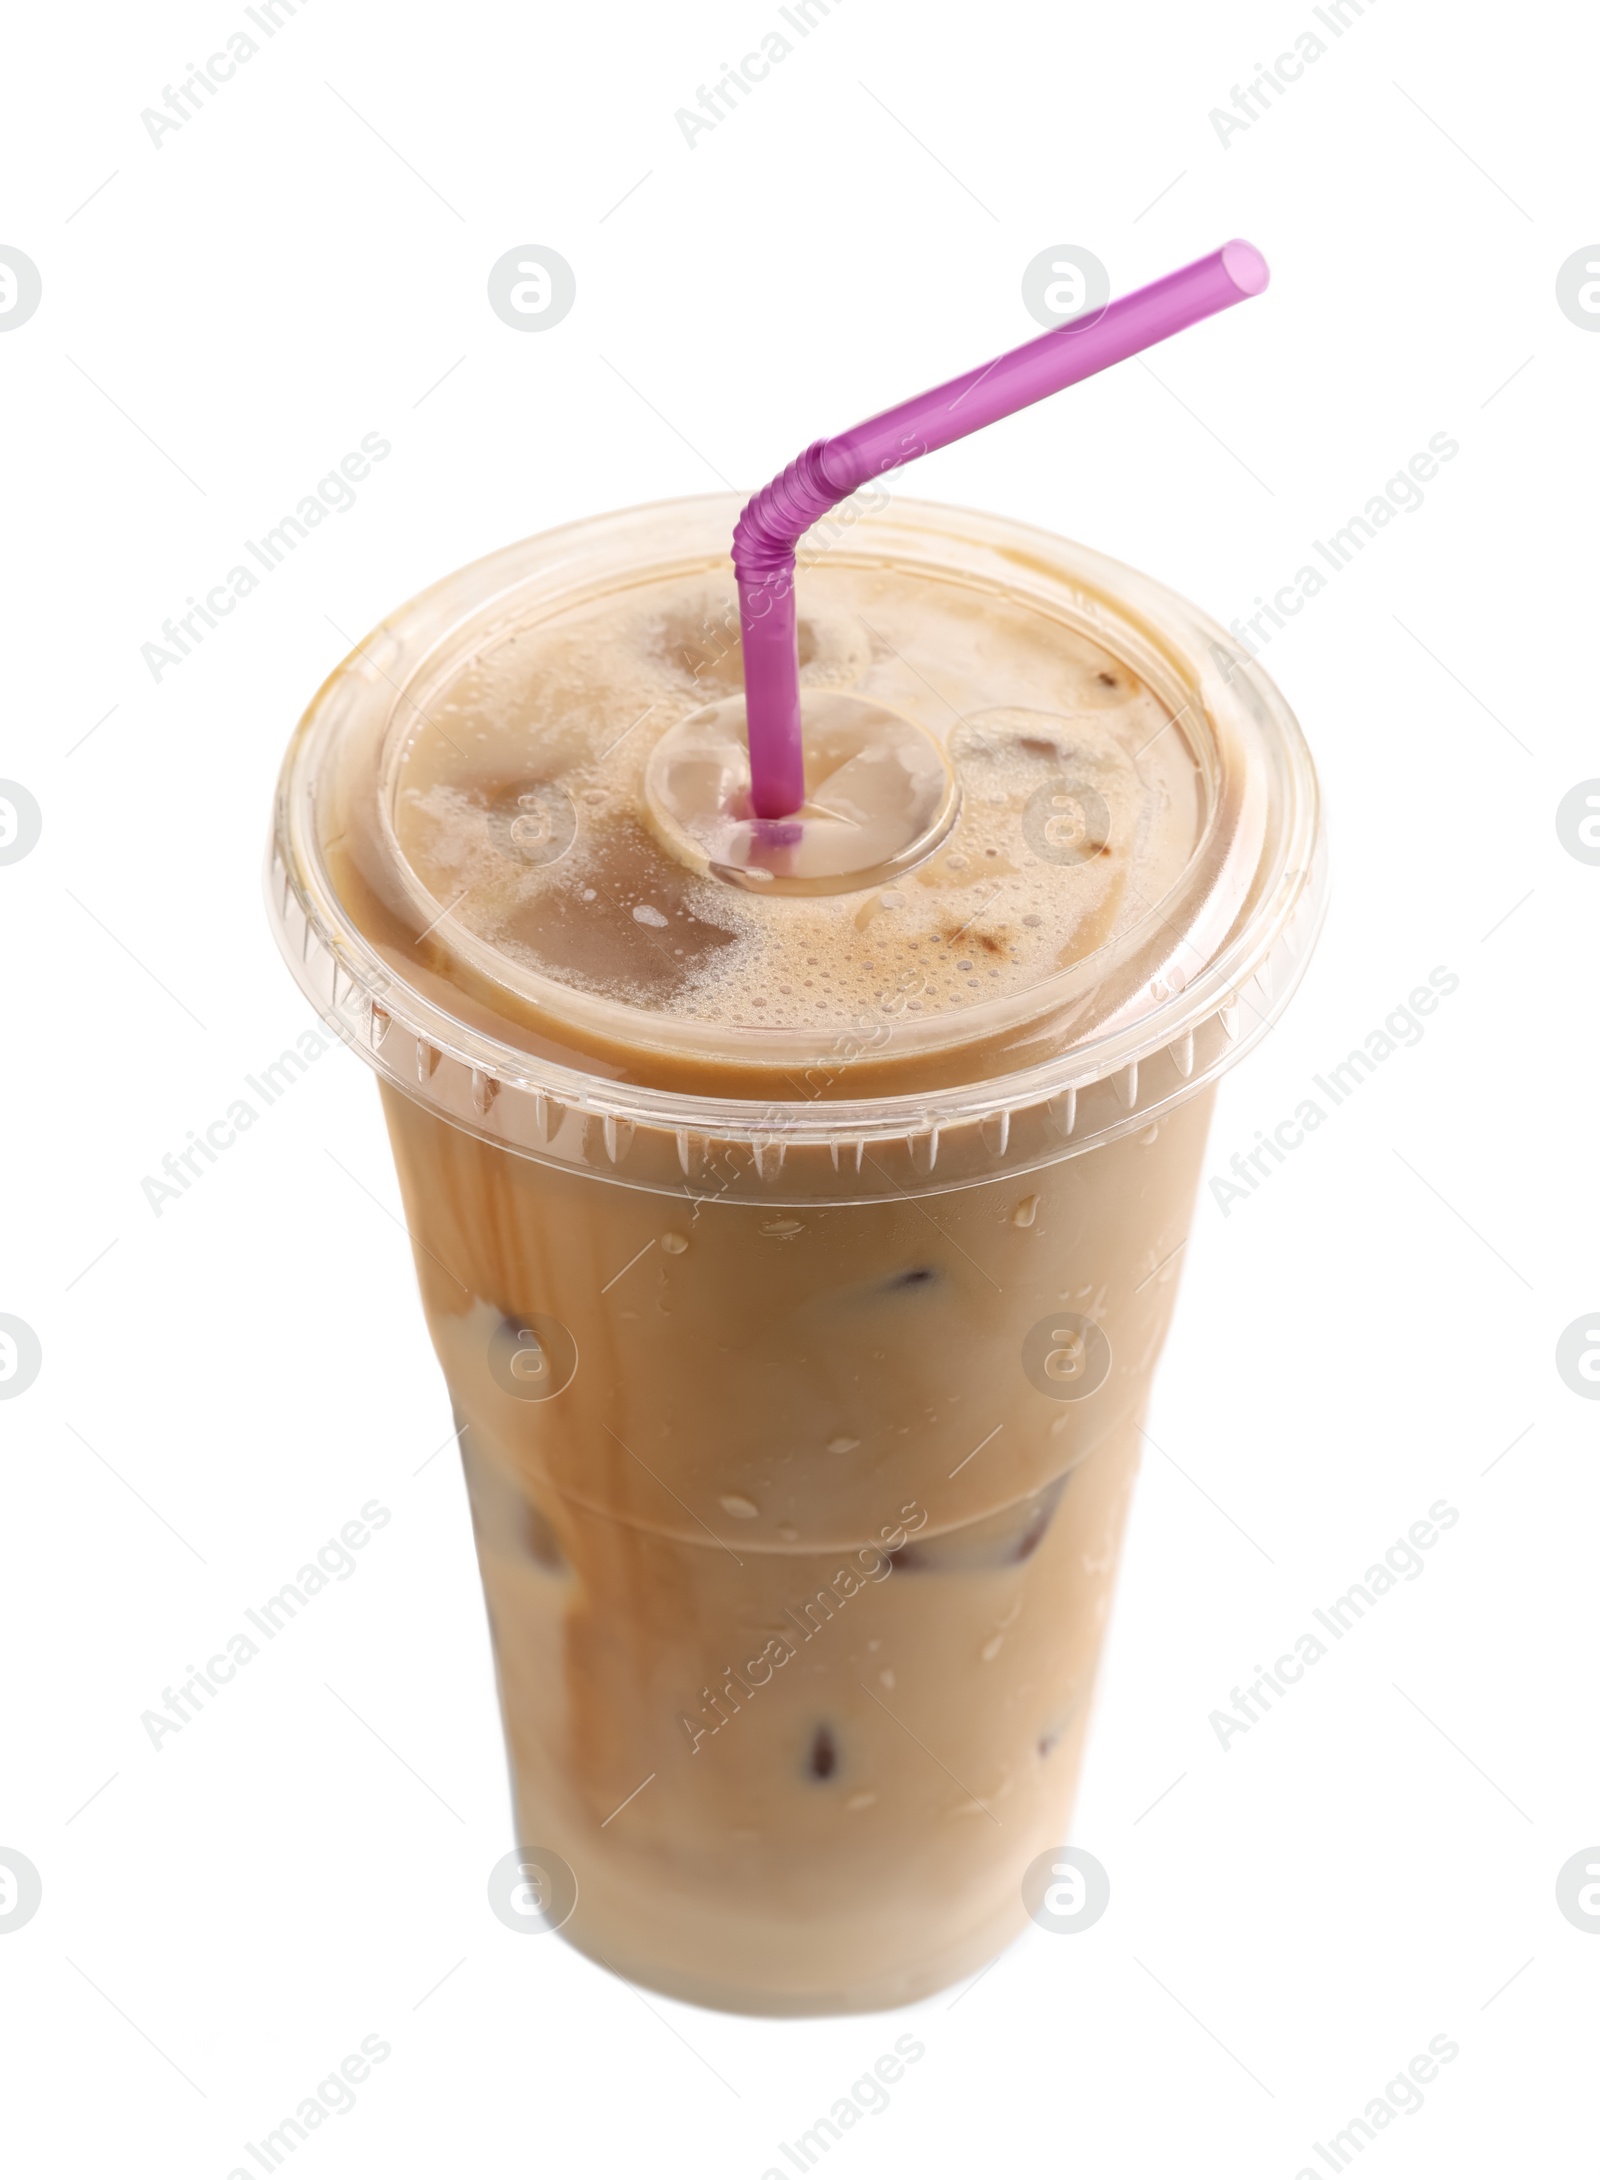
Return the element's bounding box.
[1220,239,1270,297]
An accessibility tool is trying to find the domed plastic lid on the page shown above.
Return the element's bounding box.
[268,494,1324,1197]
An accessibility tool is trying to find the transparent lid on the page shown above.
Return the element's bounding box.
[268,494,1325,1196]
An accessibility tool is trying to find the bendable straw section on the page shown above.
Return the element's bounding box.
[733,239,1269,818]
[731,441,840,818]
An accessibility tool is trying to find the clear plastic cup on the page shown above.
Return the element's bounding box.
[267,492,1324,2013]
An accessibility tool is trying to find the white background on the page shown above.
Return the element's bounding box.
[2,1,1596,2173]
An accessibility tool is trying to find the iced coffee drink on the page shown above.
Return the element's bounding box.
[268,493,1323,2011]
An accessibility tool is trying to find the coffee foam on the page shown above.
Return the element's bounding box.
[387,563,1203,1037]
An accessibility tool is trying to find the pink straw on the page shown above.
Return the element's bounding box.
[732,239,1270,817]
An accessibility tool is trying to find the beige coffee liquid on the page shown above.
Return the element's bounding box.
[382,1079,1209,2011]
[327,555,1217,2010]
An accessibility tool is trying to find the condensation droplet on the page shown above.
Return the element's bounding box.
[1012,1194,1040,1227]
[661,1231,688,1254]
[981,1633,1005,1662]
[1050,1413,1073,1436]
[878,1668,895,1689]
[719,1494,759,1519]
[846,1791,877,1811]
[827,1435,860,1453]
[632,903,668,927]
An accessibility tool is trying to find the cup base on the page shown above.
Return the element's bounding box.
[552,1892,1028,2017]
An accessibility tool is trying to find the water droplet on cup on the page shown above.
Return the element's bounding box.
[1012,1194,1040,1227]
[719,1494,759,1519]
[827,1435,860,1453]
[661,1232,689,1255]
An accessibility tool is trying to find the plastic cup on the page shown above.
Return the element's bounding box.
[267,492,1324,2013]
